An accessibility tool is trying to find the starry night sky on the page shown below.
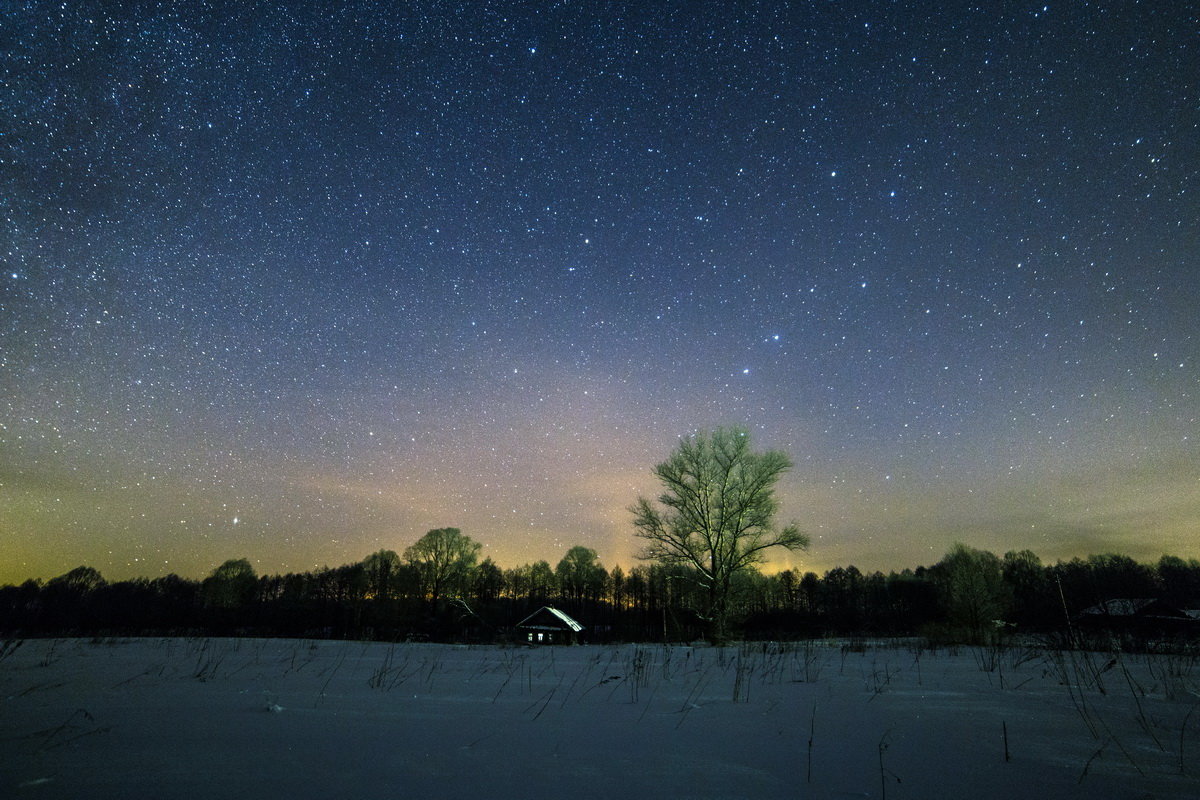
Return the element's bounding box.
[4,1,1197,584]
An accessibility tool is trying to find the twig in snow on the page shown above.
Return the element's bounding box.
[878,730,901,800]
[1078,738,1109,783]
[1180,700,1199,775]
[807,705,816,783]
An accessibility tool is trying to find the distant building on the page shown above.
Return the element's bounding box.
[516,606,583,644]
[1075,598,1199,638]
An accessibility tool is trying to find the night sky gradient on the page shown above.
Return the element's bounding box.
[4,1,1197,584]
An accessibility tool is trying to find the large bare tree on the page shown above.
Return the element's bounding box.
[631,427,808,642]
[404,527,480,606]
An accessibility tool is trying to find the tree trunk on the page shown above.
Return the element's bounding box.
[708,581,729,645]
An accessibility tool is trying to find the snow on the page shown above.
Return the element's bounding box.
[2,637,1198,798]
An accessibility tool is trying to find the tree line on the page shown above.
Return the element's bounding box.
[3,428,1197,644]
[3,542,1198,644]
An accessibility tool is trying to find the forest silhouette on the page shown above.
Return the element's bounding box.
[4,545,1198,647]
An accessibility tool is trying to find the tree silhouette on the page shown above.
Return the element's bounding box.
[1158,555,1200,608]
[361,550,402,601]
[1002,550,1052,627]
[201,558,257,609]
[631,427,808,643]
[937,544,1010,643]
[41,567,106,630]
[472,557,505,606]
[556,546,607,603]
[47,566,106,593]
[404,528,480,606]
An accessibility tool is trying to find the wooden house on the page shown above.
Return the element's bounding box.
[516,606,583,644]
[1075,598,1199,638]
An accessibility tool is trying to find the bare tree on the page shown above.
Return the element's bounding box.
[404,528,481,606]
[938,543,1011,643]
[201,558,258,609]
[631,427,808,643]
[46,566,106,594]
[472,557,505,606]
[555,546,607,603]
[361,549,402,600]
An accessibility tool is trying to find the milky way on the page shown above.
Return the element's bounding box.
[3,1,1197,583]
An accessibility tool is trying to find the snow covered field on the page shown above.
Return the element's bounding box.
[2,637,1198,799]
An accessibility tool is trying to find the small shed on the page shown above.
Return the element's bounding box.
[516,606,583,644]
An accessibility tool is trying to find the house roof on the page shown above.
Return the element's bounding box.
[1077,598,1193,619]
[515,606,583,632]
[1078,599,1158,617]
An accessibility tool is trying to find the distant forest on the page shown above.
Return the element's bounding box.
[3,544,1200,645]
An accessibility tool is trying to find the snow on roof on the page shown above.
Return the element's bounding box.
[515,606,583,632]
[1077,598,1194,619]
[1078,598,1158,617]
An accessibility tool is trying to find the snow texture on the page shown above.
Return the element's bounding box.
[2,637,1198,798]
